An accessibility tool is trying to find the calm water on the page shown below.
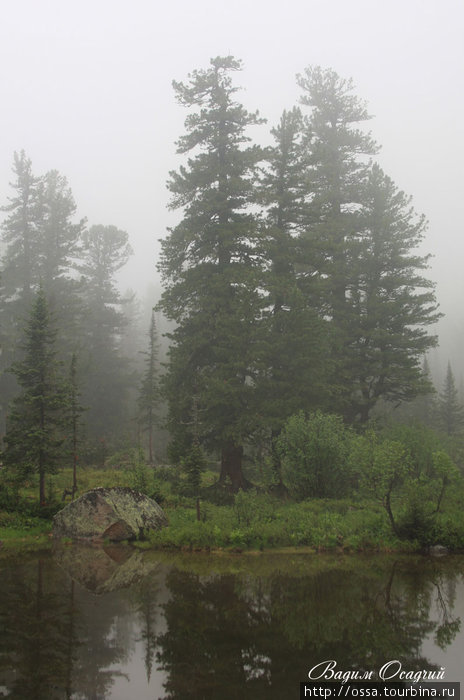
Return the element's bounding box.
[0,546,463,699]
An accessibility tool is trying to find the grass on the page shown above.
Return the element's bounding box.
[3,464,464,554]
[0,512,52,554]
[138,496,410,553]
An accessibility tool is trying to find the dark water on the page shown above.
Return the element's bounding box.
[0,547,463,699]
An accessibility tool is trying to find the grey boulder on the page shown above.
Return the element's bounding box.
[52,486,168,541]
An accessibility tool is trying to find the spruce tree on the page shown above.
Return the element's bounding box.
[66,353,85,499]
[439,362,464,436]
[138,310,159,464]
[257,108,329,480]
[297,66,378,415]
[0,152,44,431]
[297,68,440,422]
[158,56,264,491]
[0,151,43,306]
[0,154,85,430]
[346,164,440,421]
[2,288,66,505]
[78,224,133,439]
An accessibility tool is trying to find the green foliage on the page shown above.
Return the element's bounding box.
[352,431,410,501]
[180,443,206,496]
[127,447,151,494]
[146,495,401,552]
[276,410,353,499]
[158,56,264,489]
[439,362,464,436]
[78,224,133,439]
[138,310,159,463]
[1,288,68,505]
[351,427,459,541]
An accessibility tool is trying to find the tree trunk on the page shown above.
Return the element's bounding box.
[270,428,288,498]
[218,442,251,493]
[148,419,153,465]
[39,469,46,507]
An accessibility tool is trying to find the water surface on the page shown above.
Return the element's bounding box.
[0,547,463,698]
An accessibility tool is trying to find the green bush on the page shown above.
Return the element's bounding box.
[277,410,353,499]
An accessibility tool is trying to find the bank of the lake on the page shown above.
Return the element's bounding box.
[3,489,464,555]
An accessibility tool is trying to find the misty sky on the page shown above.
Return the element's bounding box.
[0,0,463,381]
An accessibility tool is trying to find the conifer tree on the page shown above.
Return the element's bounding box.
[0,152,44,431]
[0,151,43,306]
[138,310,159,464]
[38,169,85,290]
[158,56,264,490]
[297,67,378,415]
[2,288,66,505]
[439,362,464,436]
[66,353,85,499]
[297,68,440,422]
[0,154,85,430]
[257,108,329,479]
[346,164,440,421]
[78,225,133,439]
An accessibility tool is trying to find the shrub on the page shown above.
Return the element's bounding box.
[277,410,353,499]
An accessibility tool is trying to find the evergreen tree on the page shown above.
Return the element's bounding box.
[0,152,44,431]
[297,66,378,414]
[439,362,464,436]
[138,309,159,464]
[78,224,133,440]
[38,169,85,290]
[398,357,438,426]
[346,164,440,421]
[297,69,440,422]
[0,151,43,306]
[158,56,264,490]
[2,288,66,504]
[66,353,86,499]
[37,169,86,361]
[0,154,85,430]
[256,108,329,479]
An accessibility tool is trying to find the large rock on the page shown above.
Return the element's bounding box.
[52,487,168,542]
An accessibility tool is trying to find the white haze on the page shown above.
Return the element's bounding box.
[0,0,463,386]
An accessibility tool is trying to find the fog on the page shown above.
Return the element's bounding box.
[1,0,463,386]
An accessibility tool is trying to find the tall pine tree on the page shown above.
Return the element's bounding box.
[158,56,264,490]
[439,362,464,436]
[297,66,378,415]
[2,288,67,505]
[138,310,159,464]
[346,164,440,421]
[78,224,133,440]
[256,107,329,479]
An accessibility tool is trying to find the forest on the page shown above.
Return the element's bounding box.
[1,56,464,552]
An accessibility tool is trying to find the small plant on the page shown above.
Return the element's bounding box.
[128,448,151,494]
[180,443,206,496]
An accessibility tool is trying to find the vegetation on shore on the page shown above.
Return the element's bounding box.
[2,415,464,555]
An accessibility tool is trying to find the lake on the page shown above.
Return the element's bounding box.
[0,547,463,698]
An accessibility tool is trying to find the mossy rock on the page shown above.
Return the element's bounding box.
[52,487,168,542]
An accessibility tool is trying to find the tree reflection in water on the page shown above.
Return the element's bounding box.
[0,552,462,698]
[155,556,462,699]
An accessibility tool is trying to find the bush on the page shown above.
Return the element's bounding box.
[277,410,353,499]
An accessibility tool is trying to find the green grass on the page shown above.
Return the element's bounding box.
[3,465,464,554]
[0,514,52,553]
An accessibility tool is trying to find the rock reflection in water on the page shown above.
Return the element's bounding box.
[53,542,161,594]
[0,553,463,699]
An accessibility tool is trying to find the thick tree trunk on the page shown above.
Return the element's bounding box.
[218,442,251,493]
